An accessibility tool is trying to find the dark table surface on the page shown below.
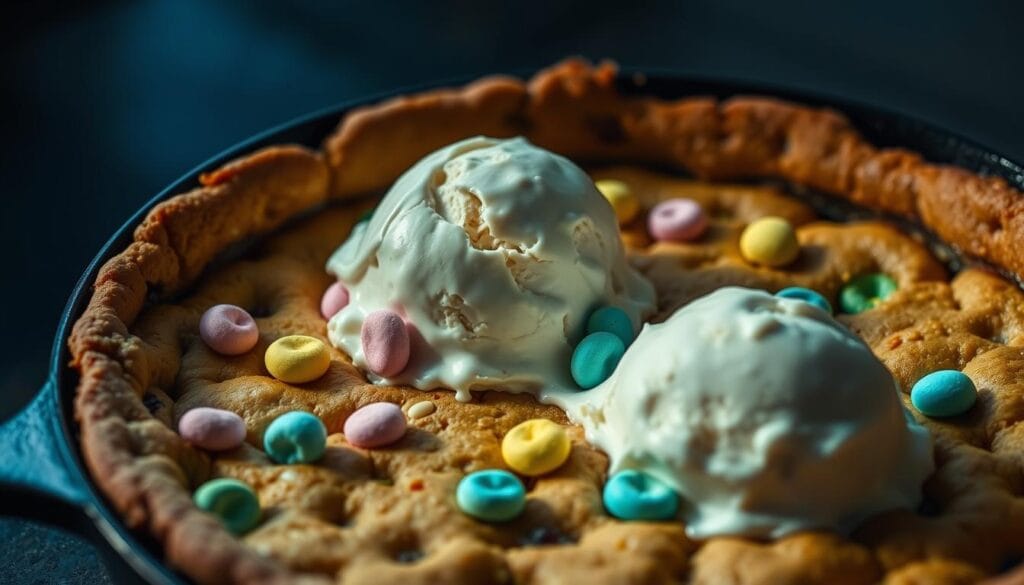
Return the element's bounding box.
[2,0,1022,582]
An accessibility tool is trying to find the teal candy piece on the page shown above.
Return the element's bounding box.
[839,273,898,314]
[603,469,679,521]
[456,470,526,522]
[263,411,327,464]
[193,478,261,535]
[775,286,832,314]
[586,306,635,346]
[571,332,626,389]
[911,370,978,417]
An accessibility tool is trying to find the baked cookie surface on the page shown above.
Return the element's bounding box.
[69,61,1024,585]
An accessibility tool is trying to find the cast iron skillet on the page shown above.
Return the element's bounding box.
[1,71,1022,584]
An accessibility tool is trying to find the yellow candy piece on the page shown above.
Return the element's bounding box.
[265,335,331,384]
[739,216,800,267]
[595,179,639,224]
[502,419,571,477]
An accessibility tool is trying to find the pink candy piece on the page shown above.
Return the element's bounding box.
[648,198,708,242]
[178,407,247,451]
[343,402,407,448]
[199,304,259,355]
[321,282,350,320]
[360,310,410,377]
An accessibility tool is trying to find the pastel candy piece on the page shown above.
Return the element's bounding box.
[603,469,679,521]
[571,332,626,390]
[911,370,978,417]
[407,401,436,420]
[263,411,327,464]
[193,478,261,535]
[648,198,708,242]
[265,335,331,383]
[775,286,833,314]
[586,306,635,346]
[320,282,350,320]
[502,419,571,477]
[739,216,800,267]
[178,407,247,451]
[199,304,259,355]
[839,273,898,314]
[360,310,410,377]
[344,402,407,448]
[456,470,526,522]
[595,179,639,224]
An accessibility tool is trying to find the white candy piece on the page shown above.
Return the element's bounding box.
[407,401,436,420]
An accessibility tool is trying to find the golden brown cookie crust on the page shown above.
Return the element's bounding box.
[69,60,1024,584]
[327,59,1024,281]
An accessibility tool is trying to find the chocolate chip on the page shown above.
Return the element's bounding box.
[142,393,162,413]
[395,549,423,564]
[519,526,574,546]
[247,304,273,319]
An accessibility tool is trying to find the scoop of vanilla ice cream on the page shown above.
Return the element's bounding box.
[550,287,933,538]
[327,137,655,401]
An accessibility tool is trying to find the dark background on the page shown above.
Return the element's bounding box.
[1,0,1022,582]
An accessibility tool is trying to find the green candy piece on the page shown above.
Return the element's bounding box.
[571,332,626,390]
[586,306,635,346]
[839,273,897,314]
[194,478,261,535]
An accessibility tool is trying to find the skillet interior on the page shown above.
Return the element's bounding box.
[36,71,1024,583]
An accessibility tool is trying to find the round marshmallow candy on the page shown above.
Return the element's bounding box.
[648,198,708,242]
[595,179,639,224]
[739,217,800,267]
[586,306,635,347]
[360,310,411,377]
[193,478,261,535]
[456,470,526,522]
[571,332,626,390]
[199,304,259,355]
[502,419,571,477]
[603,469,680,521]
[344,402,407,448]
[263,411,328,464]
[839,273,898,314]
[178,407,247,451]
[321,282,350,320]
[265,335,331,384]
[911,370,977,418]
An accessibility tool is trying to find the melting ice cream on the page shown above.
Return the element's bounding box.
[326,137,655,401]
[551,287,934,538]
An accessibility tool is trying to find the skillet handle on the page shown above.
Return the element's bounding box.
[0,381,90,521]
[0,383,156,583]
